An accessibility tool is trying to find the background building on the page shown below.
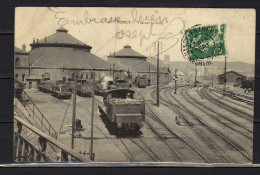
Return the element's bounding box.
[26,27,123,84]
[14,45,29,83]
[218,71,246,85]
[108,45,170,85]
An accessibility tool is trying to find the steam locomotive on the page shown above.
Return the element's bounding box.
[98,89,145,132]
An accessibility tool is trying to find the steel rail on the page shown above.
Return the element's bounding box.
[182,87,253,139]
[166,87,251,162]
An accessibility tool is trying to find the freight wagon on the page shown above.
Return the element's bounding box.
[135,77,147,88]
[38,80,55,93]
[77,80,93,97]
[51,82,72,99]
[241,80,255,91]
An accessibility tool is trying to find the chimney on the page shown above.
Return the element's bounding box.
[45,37,47,42]
[22,44,26,52]
[33,38,35,43]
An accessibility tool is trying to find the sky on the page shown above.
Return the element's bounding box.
[15,7,255,64]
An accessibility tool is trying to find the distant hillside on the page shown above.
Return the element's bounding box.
[167,61,254,76]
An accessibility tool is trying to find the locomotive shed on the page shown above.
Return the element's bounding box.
[21,84,253,163]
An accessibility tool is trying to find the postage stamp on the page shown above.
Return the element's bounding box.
[181,24,226,62]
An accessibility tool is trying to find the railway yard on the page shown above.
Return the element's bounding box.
[18,84,254,163]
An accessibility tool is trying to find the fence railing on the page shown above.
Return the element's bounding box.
[14,115,90,162]
[20,90,57,139]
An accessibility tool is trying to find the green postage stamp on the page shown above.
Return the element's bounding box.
[181,24,226,62]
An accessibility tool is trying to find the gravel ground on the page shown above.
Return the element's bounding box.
[20,86,253,163]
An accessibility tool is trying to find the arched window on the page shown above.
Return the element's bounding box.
[15,57,20,66]
[42,72,50,80]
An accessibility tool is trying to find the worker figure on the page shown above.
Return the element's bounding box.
[75,119,84,131]
[147,77,151,86]
[175,116,180,125]
[114,74,119,81]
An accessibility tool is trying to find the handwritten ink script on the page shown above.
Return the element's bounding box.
[49,8,168,26]
[49,8,185,54]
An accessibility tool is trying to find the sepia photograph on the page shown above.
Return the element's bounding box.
[13,7,255,163]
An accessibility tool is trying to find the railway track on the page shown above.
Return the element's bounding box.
[208,89,253,111]
[163,86,251,162]
[128,136,162,162]
[152,88,232,163]
[212,88,254,106]
[143,89,213,163]
[118,138,136,162]
[61,97,143,162]
[145,113,183,162]
[181,87,253,140]
[199,88,253,121]
[78,95,164,162]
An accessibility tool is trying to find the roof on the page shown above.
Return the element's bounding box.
[109,57,170,74]
[14,47,28,54]
[218,71,246,77]
[109,45,147,59]
[30,27,91,49]
[30,48,111,69]
[106,89,135,94]
[26,75,41,80]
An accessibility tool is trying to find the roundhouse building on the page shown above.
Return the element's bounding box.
[14,45,30,82]
[108,45,170,85]
[29,27,122,82]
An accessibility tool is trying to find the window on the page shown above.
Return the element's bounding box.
[42,72,50,79]
[15,57,20,66]
[15,74,18,78]
[22,74,25,81]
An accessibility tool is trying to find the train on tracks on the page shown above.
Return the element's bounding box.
[96,79,131,96]
[51,81,72,99]
[77,79,93,97]
[98,89,145,133]
[241,80,255,91]
[135,76,147,88]
[38,80,72,99]
[38,80,55,93]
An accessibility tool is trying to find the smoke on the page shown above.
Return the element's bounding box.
[98,73,113,90]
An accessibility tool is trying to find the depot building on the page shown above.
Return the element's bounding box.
[218,71,246,85]
[15,27,123,88]
[107,45,171,85]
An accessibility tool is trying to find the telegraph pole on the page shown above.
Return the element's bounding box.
[195,64,197,87]
[71,72,77,149]
[112,63,115,78]
[148,65,150,79]
[157,42,160,107]
[211,62,214,87]
[89,72,95,161]
[224,56,227,94]
[174,68,177,94]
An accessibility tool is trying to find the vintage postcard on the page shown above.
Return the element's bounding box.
[14,7,255,164]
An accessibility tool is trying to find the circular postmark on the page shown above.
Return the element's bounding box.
[181,24,226,63]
